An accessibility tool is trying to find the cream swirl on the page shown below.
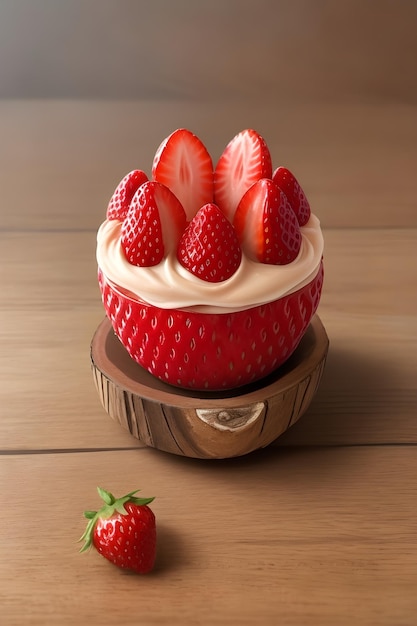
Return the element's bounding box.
[96,214,324,313]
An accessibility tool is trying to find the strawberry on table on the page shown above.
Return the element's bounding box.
[214,129,272,222]
[79,487,156,574]
[177,203,242,282]
[272,166,311,226]
[107,169,149,221]
[121,180,187,267]
[234,178,301,265]
[152,128,213,220]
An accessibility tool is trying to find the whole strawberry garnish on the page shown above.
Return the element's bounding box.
[272,166,311,226]
[121,180,187,267]
[214,129,272,222]
[234,178,301,265]
[107,170,149,221]
[152,128,213,220]
[177,203,242,282]
[79,487,156,574]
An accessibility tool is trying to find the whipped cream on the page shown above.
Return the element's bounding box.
[96,215,324,314]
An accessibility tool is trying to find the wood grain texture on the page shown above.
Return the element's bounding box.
[0,100,416,230]
[0,228,415,451]
[0,98,416,625]
[1,447,416,626]
[90,316,329,458]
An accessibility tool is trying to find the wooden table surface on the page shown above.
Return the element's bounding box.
[1,99,416,626]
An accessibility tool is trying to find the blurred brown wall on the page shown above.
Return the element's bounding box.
[0,0,416,102]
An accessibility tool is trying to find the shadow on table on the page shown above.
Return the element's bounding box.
[150,341,403,469]
[152,523,194,575]
[128,340,413,498]
[271,342,406,447]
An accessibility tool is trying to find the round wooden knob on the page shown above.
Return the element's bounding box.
[91,315,329,459]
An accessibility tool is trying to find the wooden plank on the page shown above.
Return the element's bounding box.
[1,0,416,103]
[0,100,416,230]
[0,229,416,451]
[279,227,417,445]
[0,446,416,625]
[3,230,415,315]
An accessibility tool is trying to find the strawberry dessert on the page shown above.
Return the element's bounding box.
[96,129,324,391]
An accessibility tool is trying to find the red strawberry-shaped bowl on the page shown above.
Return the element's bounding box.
[97,261,323,391]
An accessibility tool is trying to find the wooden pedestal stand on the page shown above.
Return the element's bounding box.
[90,315,329,459]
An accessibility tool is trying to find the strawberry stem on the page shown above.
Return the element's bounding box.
[97,487,115,506]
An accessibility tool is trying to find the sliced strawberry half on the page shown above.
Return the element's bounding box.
[234,178,301,265]
[121,181,187,267]
[152,129,213,220]
[214,129,272,222]
[177,203,241,282]
[107,170,148,220]
[272,166,311,226]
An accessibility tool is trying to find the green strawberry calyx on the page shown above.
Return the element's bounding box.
[79,487,155,553]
